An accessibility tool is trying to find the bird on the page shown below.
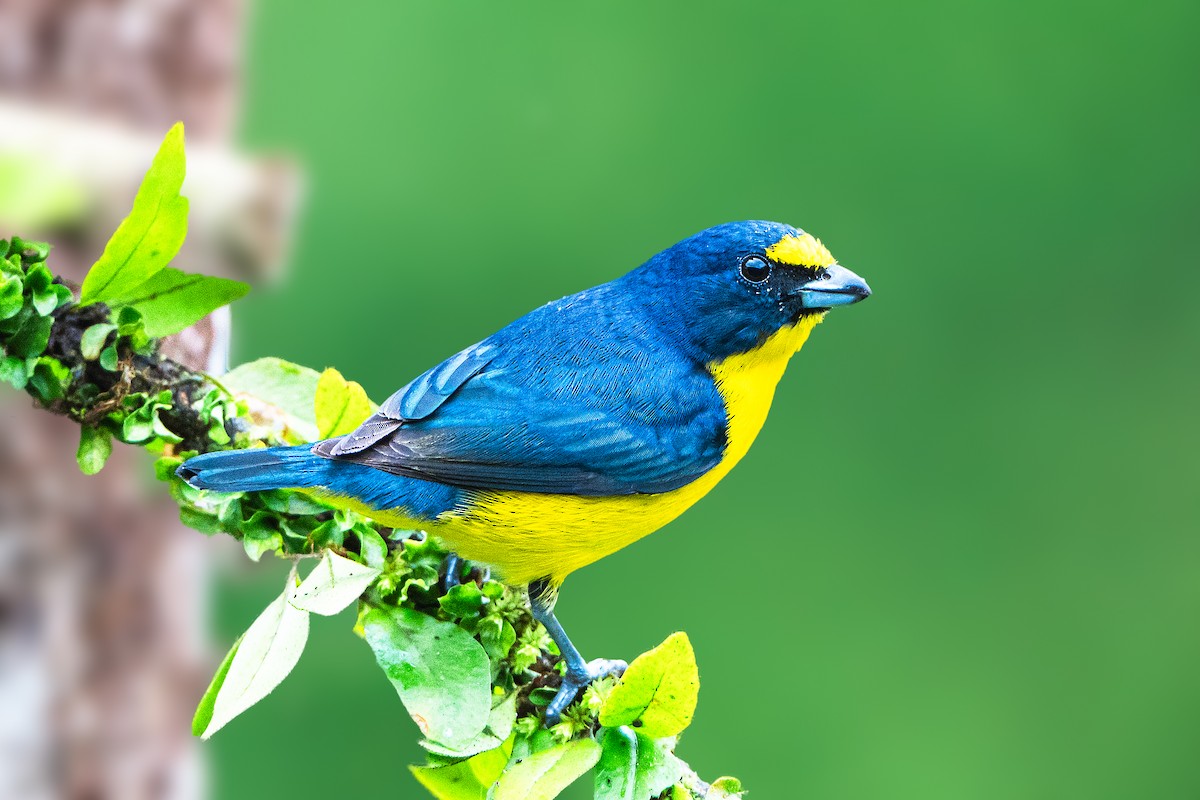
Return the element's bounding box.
[178,220,870,723]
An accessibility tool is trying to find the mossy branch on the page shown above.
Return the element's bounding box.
[0,123,744,800]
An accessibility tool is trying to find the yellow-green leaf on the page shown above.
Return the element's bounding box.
[81,123,189,303]
[0,356,28,389]
[116,267,248,337]
[76,426,113,475]
[191,634,242,737]
[80,323,117,361]
[0,273,24,319]
[410,738,513,800]
[222,357,322,442]
[315,367,373,438]
[410,761,487,800]
[467,734,514,785]
[492,738,601,800]
[599,632,699,738]
[705,776,745,798]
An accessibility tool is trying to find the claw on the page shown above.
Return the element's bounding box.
[587,658,627,681]
[543,658,627,725]
[528,579,629,726]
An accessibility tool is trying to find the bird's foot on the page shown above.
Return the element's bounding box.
[544,658,628,726]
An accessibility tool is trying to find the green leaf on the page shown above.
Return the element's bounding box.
[0,273,23,320]
[0,355,28,389]
[259,490,330,516]
[115,306,153,353]
[115,267,249,337]
[99,343,119,371]
[287,550,381,616]
[32,281,70,317]
[486,692,517,742]
[120,392,176,443]
[420,691,517,759]
[222,357,322,442]
[122,409,152,442]
[634,734,685,799]
[0,304,28,335]
[595,728,686,800]
[11,236,50,263]
[353,525,389,570]
[23,263,51,294]
[309,520,344,550]
[116,305,144,333]
[242,512,284,561]
[315,367,374,438]
[600,632,699,738]
[199,588,309,739]
[154,455,184,481]
[80,323,118,360]
[492,738,602,800]
[191,634,242,736]
[439,582,486,619]
[7,312,52,358]
[595,726,637,800]
[705,777,745,798]
[179,506,223,535]
[412,736,514,798]
[31,288,58,317]
[362,605,492,750]
[76,426,113,475]
[410,761,488,800]
[151,409,184,443]
[28,357,72,402]
[479,617,517,662]
[468,735,514,786]
[81,123,189,303]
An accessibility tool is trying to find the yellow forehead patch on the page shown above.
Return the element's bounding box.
[765,233,836,269]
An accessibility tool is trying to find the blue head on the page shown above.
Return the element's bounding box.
[625,221,871,363]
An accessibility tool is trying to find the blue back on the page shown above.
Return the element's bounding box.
[317,220,815,497]
[183,221,819,508]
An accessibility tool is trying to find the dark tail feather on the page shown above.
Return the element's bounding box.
[176,445,329,492]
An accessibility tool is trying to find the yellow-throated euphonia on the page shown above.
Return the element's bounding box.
[179,220,870,721]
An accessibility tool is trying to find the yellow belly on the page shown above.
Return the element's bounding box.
[371,314,822,587]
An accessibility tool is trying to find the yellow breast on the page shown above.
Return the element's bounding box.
[419,314,823,587]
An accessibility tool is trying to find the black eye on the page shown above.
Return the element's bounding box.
[739,255,771,283]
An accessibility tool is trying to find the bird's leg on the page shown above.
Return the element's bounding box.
[440,554,490,591]
[440,553,464,591]
[529,580,627,725]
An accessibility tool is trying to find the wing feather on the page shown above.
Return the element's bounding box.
[319,287,727,496]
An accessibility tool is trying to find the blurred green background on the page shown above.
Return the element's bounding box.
[211,0,1200,797]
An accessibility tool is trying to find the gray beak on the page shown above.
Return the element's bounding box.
[796,264,871,309]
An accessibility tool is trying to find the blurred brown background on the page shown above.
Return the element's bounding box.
[0,2,297,797]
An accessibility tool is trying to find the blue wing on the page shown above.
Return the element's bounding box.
[315,283,727,496]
